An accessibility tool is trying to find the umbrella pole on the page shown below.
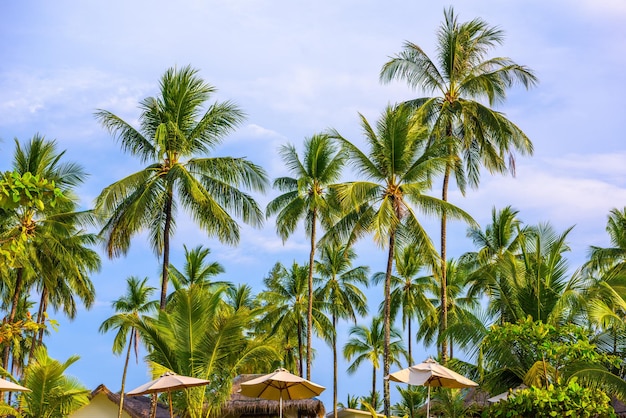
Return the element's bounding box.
[279,394,283,418]
[169,392,173,418]
[426,386,430,418]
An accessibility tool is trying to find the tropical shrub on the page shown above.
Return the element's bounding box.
[488,379,616,418]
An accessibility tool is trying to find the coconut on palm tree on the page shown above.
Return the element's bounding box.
[380,7,537,362]
[99,276,158,418]
[329,103,474,417]
[95,65,267,310]
[266,133,346,380]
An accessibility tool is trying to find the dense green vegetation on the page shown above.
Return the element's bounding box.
[1,6,624,418]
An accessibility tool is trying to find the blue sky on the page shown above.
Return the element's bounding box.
[1,0,626,409]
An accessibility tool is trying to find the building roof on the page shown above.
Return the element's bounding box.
[90,384,173,418]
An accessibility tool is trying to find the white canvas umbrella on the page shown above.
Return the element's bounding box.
[0,379,30,392]
[388,358,478,418]
[127,371,210,418]
[238,368,325,418]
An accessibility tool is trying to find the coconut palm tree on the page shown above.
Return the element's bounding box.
[329,103,474,417]
[134,285,277,418]
[417,259,479,359]
[257,261,332,376]
[169,244,229,291]
[266,133,346,380]
[99,276,158,418]
[314,243,369,418]
[343,315,406,410]
[588,207,626,276]
[1,135,93,371]
[585,208,626,361]
[372,243,436,363]
[95,65,267,310]
[380,7,537,362]
[461,206,530,324]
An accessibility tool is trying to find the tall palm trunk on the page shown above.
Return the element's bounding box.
[407,317,413,365]
[383,232,395,418]
[297,318,304,376]
[306,210,317,380]
[118,329,134,418]
[440,164,450,364]
[159,190,174,310]
[4,268,24,370]
[371,366,377,406]
[332,314,338,418]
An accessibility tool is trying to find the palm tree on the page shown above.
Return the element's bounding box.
[329,103,474,417]
[462,206,528,324]
[169,244,229,291]
[585,208,626,361]
[266,133,345,380]
[380,7,537,362]
[417,259,479,359]
[372,244,436,363]
[588,207,626,276]
[257,262,332,376]
[314,243,369,418]
[391,386,427,418]
[95,65,268,310]
[1,135,92,370]
[20,347,90,418]
[134,286,277,418]
[99,276,158,418]
[343,315,406,410]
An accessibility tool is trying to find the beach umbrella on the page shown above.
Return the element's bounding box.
[388,358,478,418]
[127,371,210,418]
[238,368,325,418]
[0,379,30,392]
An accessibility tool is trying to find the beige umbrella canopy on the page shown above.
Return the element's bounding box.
[388,358,478,418]
[127,372,210,418]
[0,379,30,392]
[238,368,325,418]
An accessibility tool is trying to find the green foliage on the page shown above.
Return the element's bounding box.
[488,379,616,418]
[135,286,278,418]
[482,317,620,390]
[0,170,62,265]
[20,347,89,418]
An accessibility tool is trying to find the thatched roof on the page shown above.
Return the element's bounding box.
[221,374,326,418]
[90,384,173,418]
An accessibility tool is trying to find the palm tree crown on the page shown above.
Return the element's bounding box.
[380,7,537,363]
[95,65,268,309]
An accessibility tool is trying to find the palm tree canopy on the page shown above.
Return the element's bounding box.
[380,6,538,191]
[266,133,345,240]
[95,65,268,258]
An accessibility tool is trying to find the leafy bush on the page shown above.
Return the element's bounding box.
[487,379,616,418]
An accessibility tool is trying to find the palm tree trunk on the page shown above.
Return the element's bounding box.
[407,317,412,365]
[372,366,377,406]
[297,318,304,377]
[306,210,317,381]
[383,232,395,418]
[332,314,338,418]
[440,165,450,364]
[27,287,48,366]
[159,190,174,310]
[118,330,134,418]
[4,268,24,370]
